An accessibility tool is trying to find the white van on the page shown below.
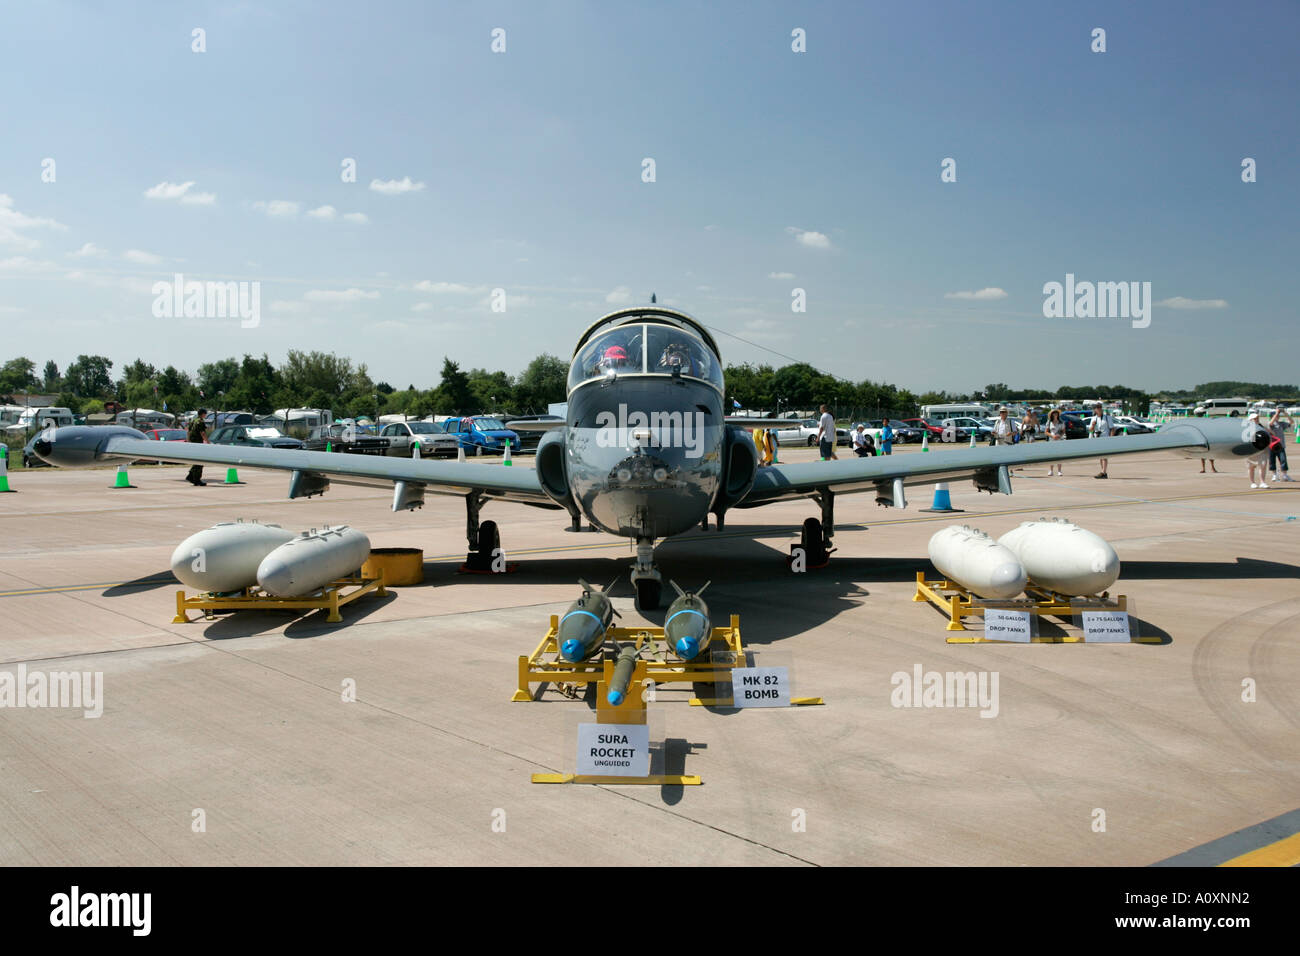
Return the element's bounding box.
[14,406,74,431]
[1192,398,1250,417]
[275,408,334,429]
[116,409,175,430]
[920,403,993,421]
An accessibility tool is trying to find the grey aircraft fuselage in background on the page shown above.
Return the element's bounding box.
[30,306,1270,610]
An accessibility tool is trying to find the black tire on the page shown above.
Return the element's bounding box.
[472,519,500,569]
[807,435,816,447]
[635,577,661,611]
[800,517,827,564]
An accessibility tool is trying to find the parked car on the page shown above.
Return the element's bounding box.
[773,418,850,446]
[303,423,391,455]
[379,421,459,458]
[131,428,190,465]
[1059,413,1096,439]
[1111,415,1154,435]
[900,418,959,442]
[209,425,303,449]
[20,433,51,468]
[439,416,521,455]
[941,417,995,443]
[865,420,922,444]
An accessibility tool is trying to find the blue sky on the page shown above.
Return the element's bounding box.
[1,0,1296,394]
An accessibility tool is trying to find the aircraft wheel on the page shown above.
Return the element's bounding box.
[475,520,500,567]
[635,578,661,611]
[800,517,827,564]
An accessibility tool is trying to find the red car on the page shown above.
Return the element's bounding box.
[900,418,972,443]
[134,428,188,465]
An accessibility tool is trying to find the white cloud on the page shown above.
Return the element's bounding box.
[0,256,57,272]
[605,286,633,304]
[1156,296,1229,310]
[144,181,216,205]
[944,287,1008,301]
[0,194,65,250]
[306,205,337,220]
[70,242,108,258]
[145,181,195,200]
[253,200,300,218]
[270,300,309,314]
[122,248,162,264]
[414,280,476,294]
[369,176,426,195]
[411,302,434,312]
[786,227,831,249]
[768,271,795,280]
[304,288,380,303]
[367,320,410,334]
[342,212,369,224]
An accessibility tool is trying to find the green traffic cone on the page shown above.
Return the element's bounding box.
[503,438,512,465]
[111,464,135,489]
[0,446,12,493]
[224,467,244,484]
[326,440,333,453]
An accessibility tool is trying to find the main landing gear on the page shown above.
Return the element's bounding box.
[791,490,837,569]
[463,492,501,571]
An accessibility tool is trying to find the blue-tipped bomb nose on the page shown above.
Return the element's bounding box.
[606,689,625,706]
[675,636,699,660]
[560,638,583,662]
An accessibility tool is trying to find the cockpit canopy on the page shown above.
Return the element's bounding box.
[568,322,722,393]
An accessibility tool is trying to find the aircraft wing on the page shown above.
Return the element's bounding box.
[739,420,1240,507]
[505,416,565,432]
[71,432,556,507]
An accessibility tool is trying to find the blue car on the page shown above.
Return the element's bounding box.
[439,416,521,455]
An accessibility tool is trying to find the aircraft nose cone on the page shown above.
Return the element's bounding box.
[32,438,52,457]
[675,637,698,660]
[560,638,583,662]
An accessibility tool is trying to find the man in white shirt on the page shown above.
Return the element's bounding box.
[817,404,838,461]
[1089,404,1114,478]
[991,407,1017,445]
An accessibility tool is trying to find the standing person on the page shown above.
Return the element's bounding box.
[1046,408,1066,476]
[1088,403,1113,479]
[1199,457,1219,474]
[186,408,210,486]
[1247,415,1270,488]
[753,428,767,466]
[879,417,895,455]
[1267,408,1293,481]
[991,407,1016,445]
[816,404,838,461]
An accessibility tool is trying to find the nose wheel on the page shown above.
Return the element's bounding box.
[634,577,662,611]
[630,537,663,610]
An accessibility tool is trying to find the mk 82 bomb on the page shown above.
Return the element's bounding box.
[558,579,618,662]
[665,580,712,660]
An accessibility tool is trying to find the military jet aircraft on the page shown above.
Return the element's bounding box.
[31,305,1270,609]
